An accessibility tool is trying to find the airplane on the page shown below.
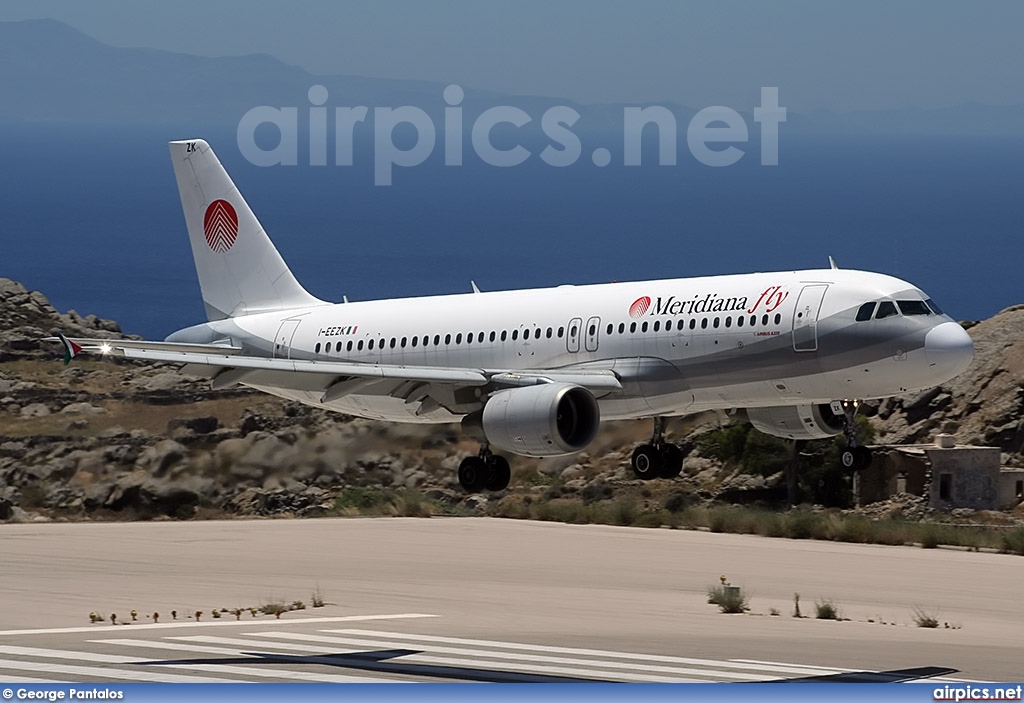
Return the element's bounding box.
[50,139,975,492]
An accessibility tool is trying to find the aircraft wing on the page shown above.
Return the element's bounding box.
[45,337,622,394]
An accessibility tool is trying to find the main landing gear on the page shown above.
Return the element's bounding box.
[836,400,872,473]
[631,417,686,480]
[458,445,512,492]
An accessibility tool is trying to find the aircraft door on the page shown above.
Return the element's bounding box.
[584,316,601,352]
[566,317,583,353]
[792,284,828,352]
[273,318,302,359]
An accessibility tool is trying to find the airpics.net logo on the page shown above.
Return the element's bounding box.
[236,85,786,186]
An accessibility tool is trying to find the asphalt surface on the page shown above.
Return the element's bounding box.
[0,517,1020,682]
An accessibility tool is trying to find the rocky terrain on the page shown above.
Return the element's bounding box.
[1,277,1022,525]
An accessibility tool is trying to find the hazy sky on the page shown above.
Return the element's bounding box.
[1,0,1021,111]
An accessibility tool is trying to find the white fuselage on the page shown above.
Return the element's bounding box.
[179,267,973,424]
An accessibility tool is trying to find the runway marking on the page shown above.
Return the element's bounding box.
[0,674,64,684]
[94,638,406,683]
[321,628,845,677]
[0,613,436,637]
[728,658,978,684]
[237,631,772,682]
[0,643,376,683]
[0,658,236,683]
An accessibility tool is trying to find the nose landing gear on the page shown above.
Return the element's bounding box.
[630,417,687,480]
[835,400,872,473]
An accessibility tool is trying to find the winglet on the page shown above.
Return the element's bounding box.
[56,332,82,366]
[828,255,839,270]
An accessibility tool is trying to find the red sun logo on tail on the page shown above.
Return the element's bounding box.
[629,296,651,318]
[204,200,238,253]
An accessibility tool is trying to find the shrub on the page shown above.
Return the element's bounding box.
[707,584,749,614]
[912,606,940,628]
[1001,526,1024,556]
[814,599,840,620]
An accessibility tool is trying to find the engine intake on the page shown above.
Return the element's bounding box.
[464,383,600,457]
[746,404,844,440]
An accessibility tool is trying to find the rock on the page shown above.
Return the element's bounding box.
[60,402,106,415]
[20,403,50,418]
[136,440,188,476]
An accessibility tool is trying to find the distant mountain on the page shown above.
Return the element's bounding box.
[1,19,1021,135]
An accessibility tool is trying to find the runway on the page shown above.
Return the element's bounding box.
[0,517,1020,681]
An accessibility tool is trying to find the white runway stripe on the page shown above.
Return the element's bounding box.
[237,631,759,682]
[94,638,405,683]
[0,674,64,683]
[0,613,437,637]
[322,629,842,677]
[0,658,236,683]
[0,643,356,683]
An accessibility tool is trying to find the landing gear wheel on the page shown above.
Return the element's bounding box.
[458,456,488,492]
[659,444,685,479]
[839,445,872,473]
[484,455,512,492]
[631,444,663,480]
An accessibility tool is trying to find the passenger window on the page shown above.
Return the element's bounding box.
[558,327,564,338]
[774,313,781,325]
[689,319,696,330]
[315,342,321,353]
[489,331,496,342]
[701,318,708,329]
[737,316,744,327]
[390,338,397,349]
[677,319,685,331]
[434,335,440,346]
[618,323,625,334]
[653,321,660,332]
[725,316,732,328]
[642,321,649,333]
[898,300,931,316]
[369,339,375,350]
[523,328,530,340]
[606,323,613,335]
[411,336,417,347]
[358,340,364,351]
[713,317,720,329]
[347,341,353,352]
[855,302,876,322]
[547,328,553,338]
[762,314,769,326]
[401,337,407,348]
[876,301,898,319]
[500,330,507,342]
[749,315,756,327]
[630,322,637,333]
[423,335,429,346]
[512,330,519,341]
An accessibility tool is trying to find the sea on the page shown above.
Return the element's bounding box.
[2,122,1021,340]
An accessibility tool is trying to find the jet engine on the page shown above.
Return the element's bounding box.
[745,404,844,440]
[463,383,600,457]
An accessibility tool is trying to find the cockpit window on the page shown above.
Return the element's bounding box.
[875,301,898,319]
[926,298,943,315]
[897,300,931,316]
[855,302,876,322]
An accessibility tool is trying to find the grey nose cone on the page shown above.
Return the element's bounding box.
[925,321,974,381]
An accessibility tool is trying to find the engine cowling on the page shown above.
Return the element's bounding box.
[465,383,600,457]
[746,404,844,440]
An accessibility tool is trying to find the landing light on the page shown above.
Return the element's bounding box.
[99,343,112,355]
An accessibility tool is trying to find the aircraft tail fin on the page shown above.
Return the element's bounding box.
[168,139,326,321]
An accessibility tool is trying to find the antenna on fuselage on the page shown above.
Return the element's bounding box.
[828,256,839,270]
[343,295,349,303]
[471,281,482,294]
